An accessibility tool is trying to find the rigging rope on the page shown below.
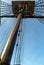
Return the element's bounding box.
[0,1,13,16]
[33,0,44,24]
[35,0,44,6]
[14,19,24,65]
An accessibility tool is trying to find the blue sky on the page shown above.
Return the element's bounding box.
[0,0,44,65]
[22,18,44,65]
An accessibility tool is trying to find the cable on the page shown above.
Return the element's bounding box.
[37,18,44,24]
[14,19,24,65]
[1,18,8,25]
[35,0,44,6]
[0,1,12,16]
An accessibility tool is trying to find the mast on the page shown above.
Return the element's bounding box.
[0,13,22,65]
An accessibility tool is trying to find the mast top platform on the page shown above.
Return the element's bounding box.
[12,1,35,18]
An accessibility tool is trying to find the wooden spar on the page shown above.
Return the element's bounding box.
[0,13,22,65]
